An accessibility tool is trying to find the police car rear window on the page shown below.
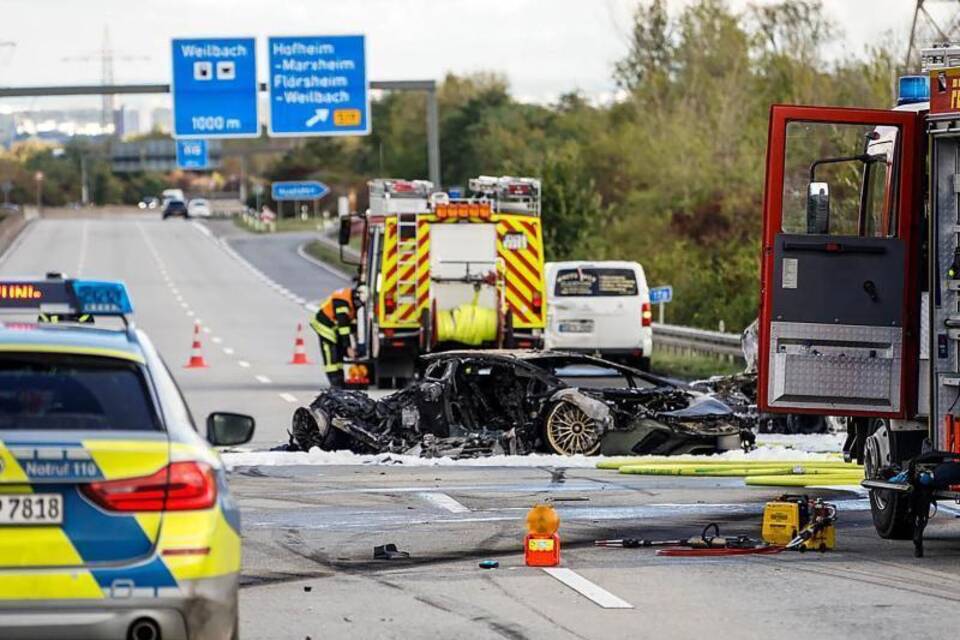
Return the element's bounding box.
[554,268,638,297]
[0,354,161,431]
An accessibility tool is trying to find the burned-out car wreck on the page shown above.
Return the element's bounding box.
[289,351,756,458]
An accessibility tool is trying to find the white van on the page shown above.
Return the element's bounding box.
[544,261,653,371]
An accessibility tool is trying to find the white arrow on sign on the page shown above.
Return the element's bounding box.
[305,109,330,127]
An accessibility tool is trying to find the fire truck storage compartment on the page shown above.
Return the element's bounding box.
[429,223,498,311]
[767,235,905,413]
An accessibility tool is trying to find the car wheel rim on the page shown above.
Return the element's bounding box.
[546,402,601,456]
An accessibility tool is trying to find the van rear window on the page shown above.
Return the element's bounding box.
[554,268,638,297]
[0,354,160,431]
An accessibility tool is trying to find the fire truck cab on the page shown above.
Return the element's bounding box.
[757,47,960,547]
[345,177,547,388]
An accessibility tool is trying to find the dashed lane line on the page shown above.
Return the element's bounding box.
[255,375,272,384]
[278,393,298,403]
[542,568,634,610]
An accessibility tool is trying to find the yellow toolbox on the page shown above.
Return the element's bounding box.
[761,495,836,551]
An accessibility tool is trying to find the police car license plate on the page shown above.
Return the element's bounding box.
[0,494,63,525]
[559,320,594,333]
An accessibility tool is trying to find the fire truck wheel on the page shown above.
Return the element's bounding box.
[502,310,515,349]
[865,422,914,540]
[544,401,603,456]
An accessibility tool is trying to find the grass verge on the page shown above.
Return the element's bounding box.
[651,350,743,380]
[303,239,357,272]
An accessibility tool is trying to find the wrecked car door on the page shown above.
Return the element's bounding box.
[417,358,459,437]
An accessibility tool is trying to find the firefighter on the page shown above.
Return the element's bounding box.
[310,285,364,388]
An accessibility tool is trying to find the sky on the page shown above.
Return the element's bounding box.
[0,0,929,117]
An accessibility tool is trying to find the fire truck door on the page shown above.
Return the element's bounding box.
[758,105,922,418]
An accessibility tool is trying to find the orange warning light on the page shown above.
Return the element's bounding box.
[524,504,560,567]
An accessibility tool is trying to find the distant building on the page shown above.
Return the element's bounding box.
[113,106,141,139]
[151,107,172,134]
[0,114,15,149]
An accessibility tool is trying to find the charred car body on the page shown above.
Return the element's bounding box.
[290,350,753,458]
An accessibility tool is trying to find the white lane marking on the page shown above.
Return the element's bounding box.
[238,360,250,368]
[202,326,211,334]
[180,302,189,309]
[418,492,470,514]
[191,221,212,237]
[212,336,223,344]
[223,347,235,355]
[542,568,634,609]
[255,375,272,384]
[171,288,179,295]
[278,392,298,403]
[186,310,195,317]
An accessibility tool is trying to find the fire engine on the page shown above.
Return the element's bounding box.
[338,176,547,388]
[757,46,960,553]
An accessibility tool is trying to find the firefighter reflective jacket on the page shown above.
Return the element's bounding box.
[310,287,355,350]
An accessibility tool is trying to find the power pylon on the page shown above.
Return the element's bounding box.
[908,1,960,67]
[61,26,149,133]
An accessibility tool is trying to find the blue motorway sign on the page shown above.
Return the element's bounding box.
[272,181,331,201]
[176,139,209,169]
[171,37,259,138]
[268,35,370,136]
[649,285,673,304]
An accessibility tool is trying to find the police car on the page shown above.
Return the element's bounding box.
[0,276,254,640]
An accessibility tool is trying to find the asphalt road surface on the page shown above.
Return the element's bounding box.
[4,212,960,640]
[202,219,349,307]
[0,213,326,447]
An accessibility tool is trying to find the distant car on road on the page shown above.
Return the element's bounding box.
[0,276,255,640]
[162,199,189,220]
[138,196,160,210]
[161,188,185,202]
[545,261,653,371]
[188,198,212,217]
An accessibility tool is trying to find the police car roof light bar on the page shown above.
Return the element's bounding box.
[0,277,134,323]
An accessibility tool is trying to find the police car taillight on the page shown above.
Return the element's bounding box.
[82,461,217,512]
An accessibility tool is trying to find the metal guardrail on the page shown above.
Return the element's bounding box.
[652,322,744,361]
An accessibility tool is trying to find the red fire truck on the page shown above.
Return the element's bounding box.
[757,46,960,554]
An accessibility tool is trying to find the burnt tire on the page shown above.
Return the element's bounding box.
[544,401,602,456]
[869,488,915,540]
[292,407,346,451]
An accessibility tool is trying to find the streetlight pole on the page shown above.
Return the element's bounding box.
[34,171,43,214]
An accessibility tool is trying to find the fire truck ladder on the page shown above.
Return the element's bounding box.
[396,214,419,308]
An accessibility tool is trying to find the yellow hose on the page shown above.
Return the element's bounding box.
[745,473,864,487]
[618,463,859,477]
[435,292,498,346]
[597,457,850,471]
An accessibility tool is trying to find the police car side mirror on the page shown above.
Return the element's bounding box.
[806,182,830,234]
[338,216,351,245]
[206,412,255,446]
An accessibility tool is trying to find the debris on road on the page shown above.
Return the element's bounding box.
[373,543,410,560]
[286,350,755,459]
[478,560,499,569]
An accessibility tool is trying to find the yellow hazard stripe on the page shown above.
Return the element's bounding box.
[159,509,241,580]
[0,344,144,363]
[0,572,104,599]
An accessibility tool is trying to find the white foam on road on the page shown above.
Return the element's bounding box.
[418,492,470,513]
[222,437,843,470]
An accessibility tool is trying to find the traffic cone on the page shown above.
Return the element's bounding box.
[289,323,311,365]
[185,322,209,368]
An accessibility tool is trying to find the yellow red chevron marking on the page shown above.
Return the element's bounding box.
[496,216,545,328]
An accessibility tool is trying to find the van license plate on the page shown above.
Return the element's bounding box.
[0,494,63,525]
[559,320,594,333]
